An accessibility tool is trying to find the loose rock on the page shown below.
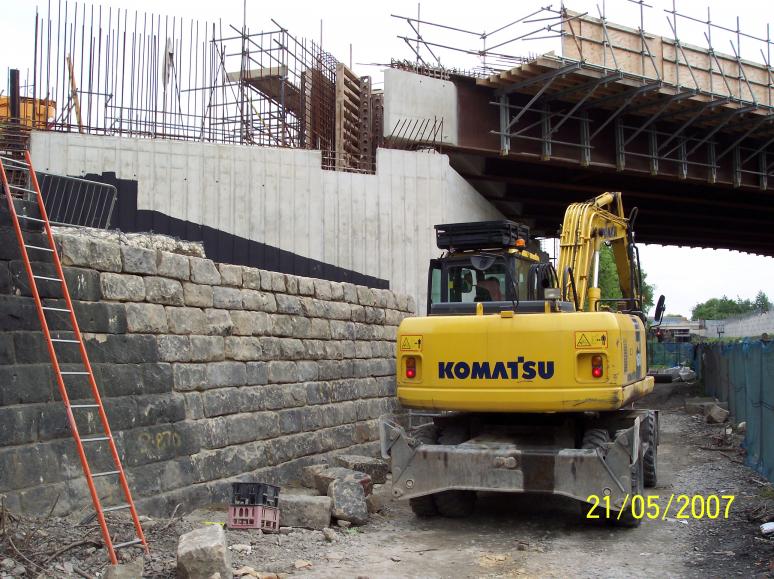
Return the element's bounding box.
[333,455,389,485]
[322,528,337,543]
[314,467,372,496]
[705,404,730,424]
[277,494,332,530]
[176,525,233,579]
[328,479,369,526]
[104,557,145,579]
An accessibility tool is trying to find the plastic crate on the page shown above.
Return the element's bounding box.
[227,505,280,532]
[231,482,280,507]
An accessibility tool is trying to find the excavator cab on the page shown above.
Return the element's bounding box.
[427,220,565,314]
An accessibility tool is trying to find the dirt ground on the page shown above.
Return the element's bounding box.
[2,383,773,578]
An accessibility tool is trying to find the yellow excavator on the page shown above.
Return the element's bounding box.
[380,192,666,526]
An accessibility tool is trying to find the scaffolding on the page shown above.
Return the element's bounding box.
[27,2,378,172]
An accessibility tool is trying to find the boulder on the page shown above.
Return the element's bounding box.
[176,525,232,579]
[277,494,332,530]
[301,464,329,489]
[313,467,372,496]
[328,479,369,526]
[104,557,145,579]
[333,455,389,484]
[705,404,730,424]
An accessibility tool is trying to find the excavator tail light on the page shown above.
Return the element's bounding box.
[405,357,417,379]
[591,354,603,378]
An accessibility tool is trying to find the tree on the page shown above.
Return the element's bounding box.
[596,244,655,312]
[690,291,771,320]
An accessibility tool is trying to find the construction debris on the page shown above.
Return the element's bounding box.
[276,495,332,531]
[103,557,145,579]
[705,404,731,424]
[333,455,389,484]
[328,479,369,526]
[313,467,373,496]
[176,526,232,579]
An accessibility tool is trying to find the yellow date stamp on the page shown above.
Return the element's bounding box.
[586,494,735,520]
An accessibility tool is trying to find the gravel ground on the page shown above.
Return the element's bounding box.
[1,384,772,578]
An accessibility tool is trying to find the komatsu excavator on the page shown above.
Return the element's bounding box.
[380,192,666,526]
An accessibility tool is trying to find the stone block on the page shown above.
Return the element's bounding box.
[330,282,344,301]
[241,289,277,312]
[356,286,375,306]
[157,335,191,362]
[121,245,156,275]
[176,525,232,579]
[173,364,207,392]
[230,310,271,336]
[407,295,416,313]
[297,361,319,382]
[103,555,144,578]
[144,276,184,306]
[308,318,331,340]
[350,304,365,322]
[190,258,221,285]
[166,307,206,335]
[225,336,262,361]
[333,454,388,484]
[268,361,298,384]
[330,320,356,340]
[284,274,298,295]
[212,286,242,309]
[313,279,332,300]
[242,267,261,289]
[206,361,247,388]
[396,293,408,312]
[258,270,273,291]
[705,404,730,424]
[218,263,243,287]
[313,467,372,496]
[59,236,122,272]
[183,282,213,308]
[246,362,268,385]
[303,339,327,360]
[156,251,190,280]
[101,272,144,302]
[67,301,127,334]
[276,294,303,315]
[126,302,168,333]
[271,272,286,292]
[354,341,372,358]
[279,338,305,360]
[190,335,225,362]
[302,464,329,488]
[342,283,358,304]
[297,277,315,296]
[328,479,368,526]
[83,334,159,364]
[270,314,294,337]
[204,308,233,336]
[278,494,332,530]
[225,412,278,444]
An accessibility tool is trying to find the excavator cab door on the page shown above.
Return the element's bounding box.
[427,259,442,312]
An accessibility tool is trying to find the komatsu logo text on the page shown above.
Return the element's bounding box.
[438,359,555,380]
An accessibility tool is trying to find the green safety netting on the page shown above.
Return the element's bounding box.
[699,341,773,484]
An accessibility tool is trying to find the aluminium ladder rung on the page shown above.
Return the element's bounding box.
[92,470,120,478]
[81,436,111,442]
[114,538,143,550]
[70,404,99,408]
[51,338,80,343]
[0,156,31,167]
[24,244,54,252]
[16,215,45,223]
[33,274,63,282]
[61,371,89,375]
[103,504,130,512]
[9,184,36,194]
[42,306,71,312]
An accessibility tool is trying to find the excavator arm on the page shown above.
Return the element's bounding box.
[556,192,641,312]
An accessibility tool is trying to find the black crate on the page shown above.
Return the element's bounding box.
[435,220,530,251]
[231,482,280,507]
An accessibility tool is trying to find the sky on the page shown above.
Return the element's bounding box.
[2,0,774,318]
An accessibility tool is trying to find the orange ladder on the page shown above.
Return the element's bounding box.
[0,151,148,564]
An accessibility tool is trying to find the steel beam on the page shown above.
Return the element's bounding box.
[658,97,731,155]
[685,106,757,157]
[588,82,662,141]
[716,115,774,161]
[623,91,698,147]
[544,72,623,103]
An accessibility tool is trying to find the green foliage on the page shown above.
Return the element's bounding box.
[597,244,655,311]
[691,292,771,321]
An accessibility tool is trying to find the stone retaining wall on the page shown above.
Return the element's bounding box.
[0,214,412,516]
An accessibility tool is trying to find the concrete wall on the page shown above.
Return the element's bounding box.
[700,312,774,339]
[30,133,501,313]
[383,69,458,145]
[0,213,412,516]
